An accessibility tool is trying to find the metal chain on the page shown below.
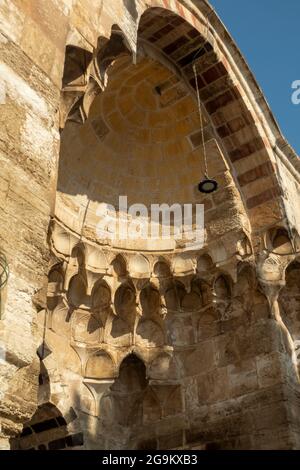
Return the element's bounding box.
[193,62,209,178]
[192,15,210,179]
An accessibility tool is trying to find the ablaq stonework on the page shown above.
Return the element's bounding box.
[0,0,300,451]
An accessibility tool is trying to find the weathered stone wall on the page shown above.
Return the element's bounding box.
[0,0,300,450]
[0,0,64,447]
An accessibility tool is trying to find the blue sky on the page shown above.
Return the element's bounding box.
[210,0,300,155]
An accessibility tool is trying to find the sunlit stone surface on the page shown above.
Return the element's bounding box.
[1,0,300,450]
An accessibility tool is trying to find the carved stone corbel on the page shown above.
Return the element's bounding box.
[83,379,114,417]
[258,279,285,321]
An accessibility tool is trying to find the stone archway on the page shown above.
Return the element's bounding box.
[10,402,83,451]
[42,9,298,449]
[60,3,293,238]
[99,354,149,449]
[95,353,183,450]
[1,0,299,452]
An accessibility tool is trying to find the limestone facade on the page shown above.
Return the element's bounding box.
[1,0,300,450]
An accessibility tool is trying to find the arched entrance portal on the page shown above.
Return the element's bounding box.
[39,3,297,451]
[0,0,299,453]
[46,5,255,450]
